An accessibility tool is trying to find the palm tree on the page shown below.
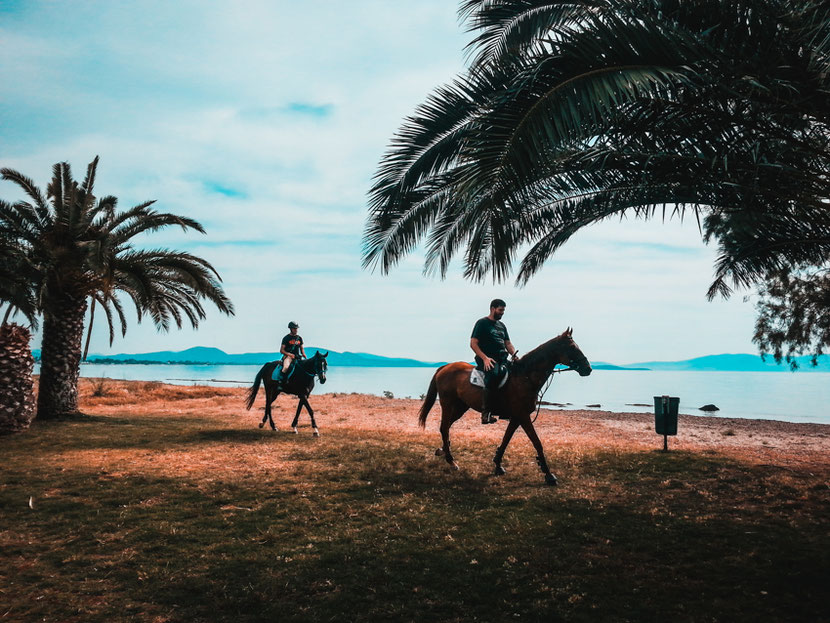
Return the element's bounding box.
[0,231,38,327]
[0,157,234,419]
[364,0,830,299]
[0,323,36,434]
[0,209,39,433]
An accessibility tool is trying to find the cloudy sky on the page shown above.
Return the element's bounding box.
[0,1,760,364]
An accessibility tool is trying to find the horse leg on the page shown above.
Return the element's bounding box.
[493,418,521,476]
[266,388,279,431]
[259,384,270,429]
[438,399,466,470]
[303,397,320,437]
[519,419,557,486]
[439,416,457,470]
[291,399,302,434]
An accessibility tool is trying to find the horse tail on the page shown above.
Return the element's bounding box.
[245,366,265,410]
[418,366,445,428]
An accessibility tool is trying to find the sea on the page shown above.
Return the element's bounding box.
[53,363,830,426]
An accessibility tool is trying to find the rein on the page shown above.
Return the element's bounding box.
[532,365,578,424]
[295,359,324,380]
[296,364,317,378]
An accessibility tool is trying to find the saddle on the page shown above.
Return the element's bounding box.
[470,367,509,389]
[271,359,296,382]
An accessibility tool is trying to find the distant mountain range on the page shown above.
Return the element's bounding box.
[77,346,445,368]
[31,347,830,371]
[622,353,830,372]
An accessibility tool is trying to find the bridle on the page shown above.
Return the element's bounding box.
[295,356,327,381]
[532,350,590,422]
[554,352,591,376]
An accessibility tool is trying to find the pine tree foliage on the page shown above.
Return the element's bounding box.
[754,268,830,369]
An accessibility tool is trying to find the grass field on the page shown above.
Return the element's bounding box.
[1,381,828,622]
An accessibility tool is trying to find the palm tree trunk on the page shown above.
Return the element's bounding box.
[36,292,88,419]
[0,323,36,434]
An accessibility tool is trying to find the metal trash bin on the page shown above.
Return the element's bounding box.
[654,395,679,451]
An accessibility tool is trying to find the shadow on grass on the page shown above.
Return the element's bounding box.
[5,413,829,621]
[3,455,827,623]
[21,415,285,452]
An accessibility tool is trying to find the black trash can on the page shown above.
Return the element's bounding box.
[654,395,679,451]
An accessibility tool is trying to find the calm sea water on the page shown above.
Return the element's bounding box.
[54,363,830,425]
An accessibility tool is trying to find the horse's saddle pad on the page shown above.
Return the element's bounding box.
[271,361,295,381]
[470,368,508,389]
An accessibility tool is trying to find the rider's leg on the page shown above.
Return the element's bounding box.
[481,364,500,424]
[481,387,497,424]
[276,355,293,386]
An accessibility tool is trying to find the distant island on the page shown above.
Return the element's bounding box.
[623,353,830,372]
[591,362,650,371]
[74,346,445,368]
[30,347,830,371]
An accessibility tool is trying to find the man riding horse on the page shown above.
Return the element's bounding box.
[276,321,306,389]
[470,298,518,424]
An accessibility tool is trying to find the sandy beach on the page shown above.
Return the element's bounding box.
[79,379,830,472]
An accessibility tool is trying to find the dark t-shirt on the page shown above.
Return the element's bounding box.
[281,334,304,356]
[471,317,510,367]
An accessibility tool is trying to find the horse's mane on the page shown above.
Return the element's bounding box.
[514,333,569,373]
[296,353,323,372]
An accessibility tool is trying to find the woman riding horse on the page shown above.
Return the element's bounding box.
[245,351,328,435]
[419,329,591,485]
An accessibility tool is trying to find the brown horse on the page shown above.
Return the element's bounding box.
[418,329,591,485]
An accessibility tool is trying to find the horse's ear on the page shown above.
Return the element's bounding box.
[323,351,328,358]
[567,327,573,337]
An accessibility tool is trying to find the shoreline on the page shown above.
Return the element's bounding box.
[62,367,830,425]
[73,379,830,471]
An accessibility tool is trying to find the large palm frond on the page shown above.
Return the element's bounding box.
[364,0,830,297]
[110,249,233,332]
[0,229,38,327]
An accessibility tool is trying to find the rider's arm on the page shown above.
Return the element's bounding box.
[279,343,290,357]
[299,344,306,358]
[470,338,495,370]
[505,340,518,359]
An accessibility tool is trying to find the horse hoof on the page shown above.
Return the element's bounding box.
[292,427,298,434]
[544,473,558,486]
[434,448,445,457]
[313,428,320,437]
[451,461,460,471]
[494,465,506,476]
[258,422,264,429]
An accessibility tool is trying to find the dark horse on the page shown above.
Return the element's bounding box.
[245,351,329,435]
[419,329,591,485]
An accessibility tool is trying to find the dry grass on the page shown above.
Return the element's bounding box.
[1,380,828,622]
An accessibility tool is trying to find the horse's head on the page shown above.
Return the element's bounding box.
[561,327,592,377]
[313,351,328,384]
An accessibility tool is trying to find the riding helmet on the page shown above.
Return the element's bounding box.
[288,321,299,329]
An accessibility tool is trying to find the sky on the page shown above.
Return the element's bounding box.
[0,1,761,365]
